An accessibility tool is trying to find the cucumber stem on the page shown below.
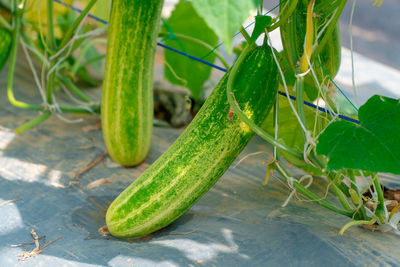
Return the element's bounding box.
[58,0,98,52]
[70,38,107,75]
[267,0,298,32]
[339,217,376,236]
[20,32,50,67]
[320,1,341,17]
[7,2,42,111]
[331,183,353,211]
[273,96,280,160]
[295,76,307,136]
[0,14,12,31]
[347,170,367,219]
[294,181,353,217]
[46,0,57,105]
[59,105,99,114]
[14,111,52,135]
[314,0,338,13]
[327,172,350,197]
[46,0,56,52]
[274,162,354,218]
[372,174,386,223]
[239,26,251,43]
[57,75,93,103]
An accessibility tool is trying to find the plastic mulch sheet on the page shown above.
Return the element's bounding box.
[1,60,400,267]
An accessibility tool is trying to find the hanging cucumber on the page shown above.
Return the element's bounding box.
[0,27,12,71]
[106,44,279,238]
[101,0,164,166]
[280,0,341,100]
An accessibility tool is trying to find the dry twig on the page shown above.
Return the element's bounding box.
[0,198,22,207]
[74,151,107,179]
[16,230,62,261]
[87,178,112,189]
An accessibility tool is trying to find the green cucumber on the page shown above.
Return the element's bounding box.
[280,0,341,100]
[0,27,12,71]
[101,0,164,166]
[106,44,279,238]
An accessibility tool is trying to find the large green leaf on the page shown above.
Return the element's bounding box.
[191,0,256,54]
[163,1,218,100]
[317,95,400,174]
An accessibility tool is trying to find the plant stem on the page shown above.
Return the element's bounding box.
[58,0,98,52]
[159,32,229,69]
[239,26,251,43]
[46,0,57,104]
[325,172,353,212]
[56,75,93,103]
[294,181,353,217]
[347,170,367,219]
[273,96,280,160]
[59,105,99,114]
[274,162,354,218]
[70,38,107,75]
[372,174,386,223]
[20,32,50,66]
[331,183,352,211]
[7,2,42,111]
[0,14,12,31]
[267,0,298,32]
[339,217,376,236]
[226,43,304,161]
[327,172,350,197]
[295,76,307,135]
[256,0,263,15]
[320,1,341,18]
[46,0,56,51]
[14,111,52,135]
[314,0,337,12]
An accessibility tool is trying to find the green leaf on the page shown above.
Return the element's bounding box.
[191,0,256,54]
[317,95,400,174]
[83,43,103,73]
[163,1,218,100]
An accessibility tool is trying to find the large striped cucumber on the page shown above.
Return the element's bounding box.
[106,44,279,238]
[280,0,341,100]
[0,27,12,71]
[101,0,164,166]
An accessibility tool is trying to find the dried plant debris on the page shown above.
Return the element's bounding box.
[98,225,111,236]
[82,120,102,132]
[14,229,62,261]
[74,151,107,180]
[87,178,112,189]
[0,198,22,207]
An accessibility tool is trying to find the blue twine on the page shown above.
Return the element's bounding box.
[278,92,360,124]
[53,0,360,125]
[53,0,108,24]
[157,43,228,72]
